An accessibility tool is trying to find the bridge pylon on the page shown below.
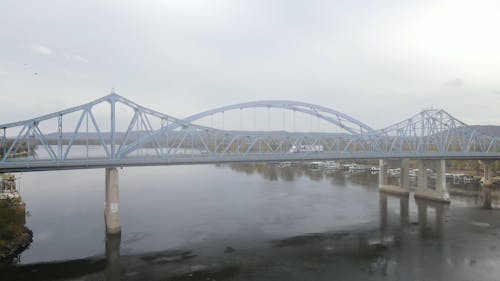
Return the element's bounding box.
[104,168,121,234]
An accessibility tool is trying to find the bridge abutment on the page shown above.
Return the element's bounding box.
[104,168,121,234]
[378,159,410,195]
[414,160,450,203]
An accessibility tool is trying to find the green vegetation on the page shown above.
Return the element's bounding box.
[446,160,500,176]
[0,139,37,158]
[0,200,25,248]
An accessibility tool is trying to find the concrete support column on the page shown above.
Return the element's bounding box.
[379,159,409,195]
[379,160,388,186]
[400,158,410,192]
[417,160,427,192]
[105,168,121,234]
[414,160,450,203]
[480,160,493,186]
[435,160,446,193]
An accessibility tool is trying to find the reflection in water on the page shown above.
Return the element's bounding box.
[379,193,447,239]
[379,193,409,230]
[228,162,378,188]
[229,163,297,181]
[3,164,500,280]
[106,233,121,281]
[2,233,121,281]
[482,187,492,209]
[415,198,447,237]
[449,183,500,208]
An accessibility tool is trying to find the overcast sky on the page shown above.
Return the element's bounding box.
[1,0,499,129]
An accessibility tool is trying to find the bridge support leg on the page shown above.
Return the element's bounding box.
[105,168,121,234]
[400,158,410,192]
[480,160,493,187]
[414,160,450,203]
[417,160,427,193]
[378,159,410,195]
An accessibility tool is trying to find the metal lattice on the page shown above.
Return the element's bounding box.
[0,93,499,172]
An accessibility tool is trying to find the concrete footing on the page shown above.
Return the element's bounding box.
[104,168,121,234]
[379,184,410,195]
[414,189,450,202]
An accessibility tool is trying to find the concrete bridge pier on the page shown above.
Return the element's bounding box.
[480,160,494,187]
[105,168,121,234]
[378,159,410,195]
[414,160,450,203]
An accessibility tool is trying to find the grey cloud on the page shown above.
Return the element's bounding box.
[0,1,499,126]
[63,54,88,63]
[31,44,52,55]
[444,78,465,87]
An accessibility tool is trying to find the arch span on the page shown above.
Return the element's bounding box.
[179,100,374,134]
[118,100,373,157]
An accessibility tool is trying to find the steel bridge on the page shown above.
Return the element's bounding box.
[0,93,499,173]
[2,92,499,232]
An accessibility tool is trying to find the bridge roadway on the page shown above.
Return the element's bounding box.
[1,93,499,233]
[1,152,500,173]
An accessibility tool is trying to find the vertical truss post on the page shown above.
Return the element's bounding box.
[110,97,116,159]
[2,127,6,159]
[86,111,89,160]
[165,119,169,156]
[58,114,62,160]
[27,123,33,161]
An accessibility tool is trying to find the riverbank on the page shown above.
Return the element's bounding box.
[0,200,32,263]
[0,226,33,262]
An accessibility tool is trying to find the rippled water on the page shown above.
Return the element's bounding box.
[2,161,500,281]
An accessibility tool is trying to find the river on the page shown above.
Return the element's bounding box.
[1,159,500,280]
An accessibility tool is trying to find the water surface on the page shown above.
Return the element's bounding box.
[2,162,500,281]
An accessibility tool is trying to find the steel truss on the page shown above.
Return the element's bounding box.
[1,93,499,172]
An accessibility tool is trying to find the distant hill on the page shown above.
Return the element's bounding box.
[471,125,500,137]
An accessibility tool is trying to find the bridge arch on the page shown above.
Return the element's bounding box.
[178,100,374,135]
[118,100,373,157]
